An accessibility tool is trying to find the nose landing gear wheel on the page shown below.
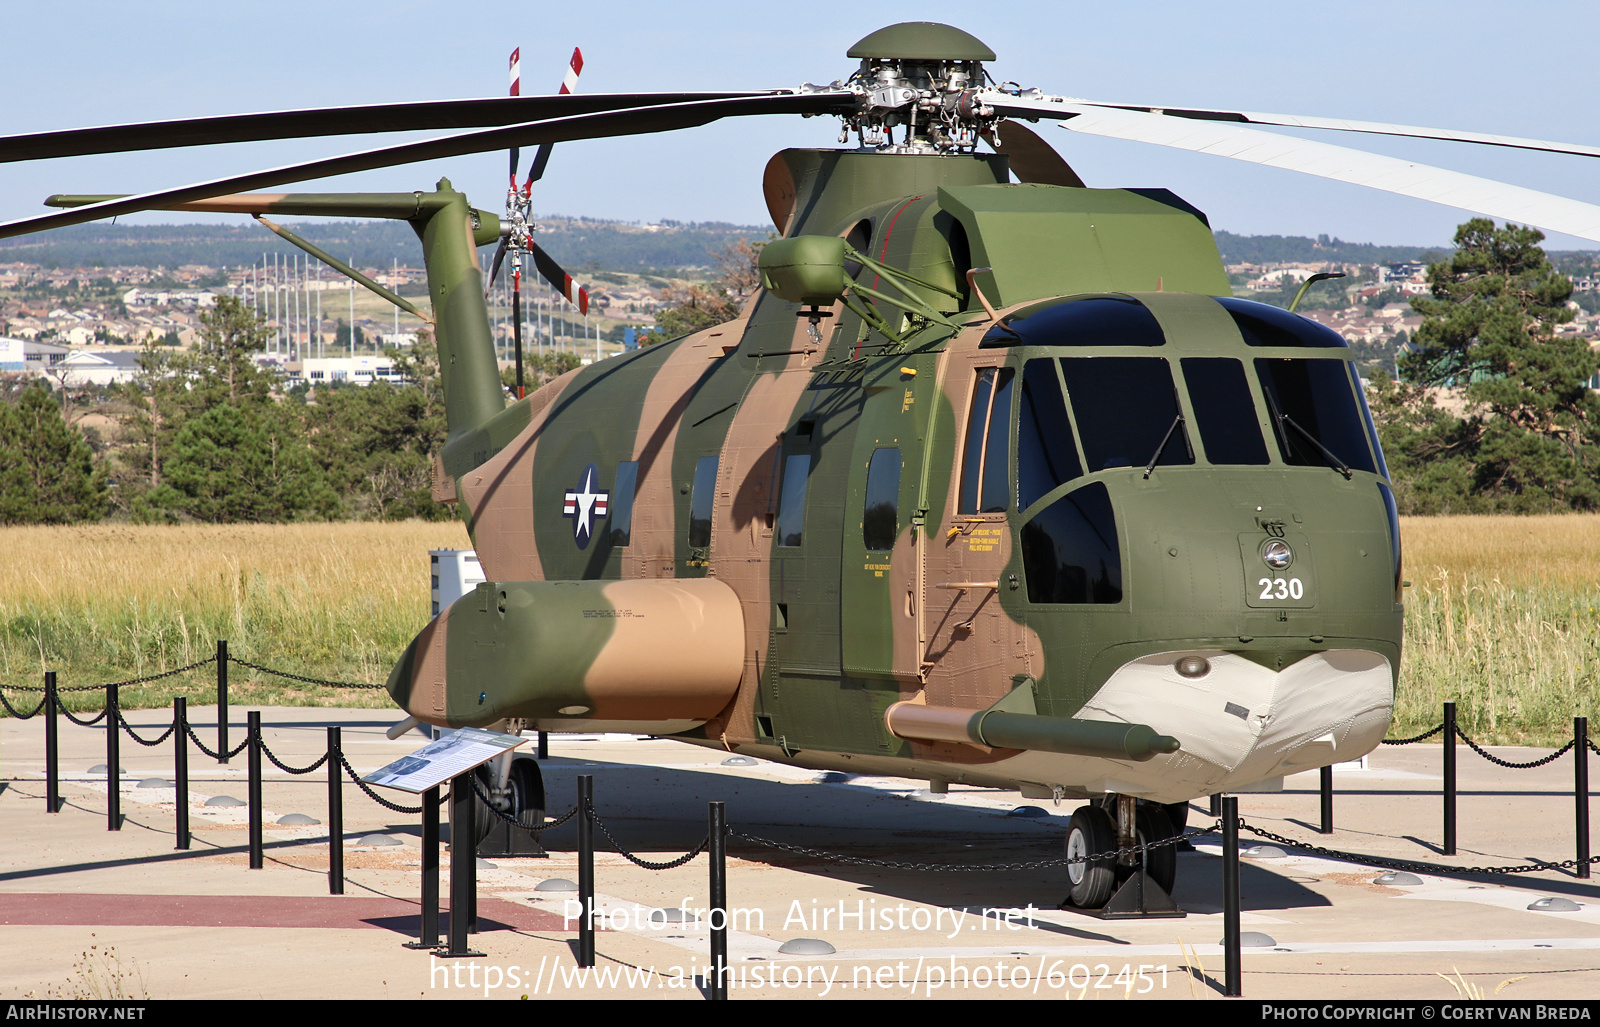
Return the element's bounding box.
[1119,806,1177,896]
[1064,805,1117,909]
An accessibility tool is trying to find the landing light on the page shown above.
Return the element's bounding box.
[1262,540,1293,570]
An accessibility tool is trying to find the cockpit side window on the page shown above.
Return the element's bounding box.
[1020,482,1122,604]
[1017,358,1083,510]
[958,367,1014,514]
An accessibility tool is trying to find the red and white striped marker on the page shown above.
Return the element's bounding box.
[509,47,521,96]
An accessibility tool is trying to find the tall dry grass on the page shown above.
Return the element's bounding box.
[0,517,1594,742]
[0,522,470,712]
[1396,515,1600,745]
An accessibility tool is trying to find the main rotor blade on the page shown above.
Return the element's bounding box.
[1058,99,1600,160]
[0,91,788,164]
[986,119,1085,187]
[0,92,853,241]
[988,97,1600,243]
[528,240,587,315]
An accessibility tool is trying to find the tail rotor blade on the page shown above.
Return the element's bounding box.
[525,48,584,189]
[486,235,510,293]
[508,47,522,182]
[529,239,588,315]
[512,271,525,399]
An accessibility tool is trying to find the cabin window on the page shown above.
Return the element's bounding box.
[958,367,1014,514]
[1059,357,1192,473]
[688,456,719,548]
[1217,297,1347,348]
[609,461,639,547]
[981,295,1165,348]
[1180,357,1269,465]
[1020,482,1122,604]
[1254,359,1377,475]
[776,453,811,547]
[1016,359,1083,510]
[862,447,901,551]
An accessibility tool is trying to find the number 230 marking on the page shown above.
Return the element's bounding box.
[1258,577,1304,600]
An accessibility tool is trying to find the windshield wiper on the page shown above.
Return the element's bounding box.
[1142,413,1186,479]
[1279,413,1353,479]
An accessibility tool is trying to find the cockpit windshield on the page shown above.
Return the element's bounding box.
[1255,358,1377,475]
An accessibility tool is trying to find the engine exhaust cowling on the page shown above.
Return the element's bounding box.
[387,577,745,728]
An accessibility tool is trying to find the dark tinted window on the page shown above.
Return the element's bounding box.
[1217,297,1347,348]
[1181,358,1269,465]
[776,453,810,547]
[1255,359,1378,475]
[958,368,1014,514]
[1021,482,1122,604]
[1017,358,1083,510]
[1353,373,1391,480]
[958,370,993,514]
[1060,357,1192,473]
[609,461,639,546]
[688,456,719,548]
[1377,481,1402,594]
[982,296,1165,348]
[863,448,901,551]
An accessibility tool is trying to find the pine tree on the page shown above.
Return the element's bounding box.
[1388,219,1600,511]
[0,382,107,524]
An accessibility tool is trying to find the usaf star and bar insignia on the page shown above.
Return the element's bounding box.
[562,463,610,549]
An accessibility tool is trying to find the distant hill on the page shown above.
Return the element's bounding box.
[1212,231,1447,266]
[3,219,1578,277]
[0,217,774,277]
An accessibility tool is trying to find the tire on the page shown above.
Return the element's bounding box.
[1122,806,1178,895]
[470,766,498,845]
[1064,806,1117,908]
[508,758,545,826]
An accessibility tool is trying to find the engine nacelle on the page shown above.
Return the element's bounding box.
[387,577,745,728]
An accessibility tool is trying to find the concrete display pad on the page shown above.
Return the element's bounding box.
[1,706,1596,1000]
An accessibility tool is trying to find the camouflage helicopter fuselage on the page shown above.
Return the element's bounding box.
[388,147,1404,805]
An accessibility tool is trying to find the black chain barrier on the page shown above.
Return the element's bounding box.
[1455,728,1576,769]
[729,822,1212,872]
[1381,723,1444,745]
[57,700,107,727]
[1239,819,1600,877]
[590,807,708,871]
[256,732,331,776]
[116,709,176,748]
[467,774,580,834]
[58,657,219,694]
[0,690,46,719]
[226,656,384,690]
[183,721,249,761]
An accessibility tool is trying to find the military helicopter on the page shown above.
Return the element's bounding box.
[4,22,1598,910]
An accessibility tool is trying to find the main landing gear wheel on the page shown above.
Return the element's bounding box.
[1065,805,1117,909]
[1119,805,1177,896]
[471,758,546,844]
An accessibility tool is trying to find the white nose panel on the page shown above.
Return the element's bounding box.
[1076,649,1393,780]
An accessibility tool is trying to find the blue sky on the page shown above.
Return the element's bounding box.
[2,0,1596,249]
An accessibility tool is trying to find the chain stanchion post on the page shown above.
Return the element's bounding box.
[1319,764,1333,835]
[1209,792,1221,817]
[247,710,263,869]
[44,672,58,814]
[328,726,344,895]
[578,775,595,968]
[105,682,121,832]
[1577,717,1590,881]
[538,731,548,760]
[441,772,484,958]
[1444,701,1457,856]
[1222,795,1241,997]
[709,801,727,1001]
[405,785,441,950]
[174,697,190,850]
[216,640,229,765]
